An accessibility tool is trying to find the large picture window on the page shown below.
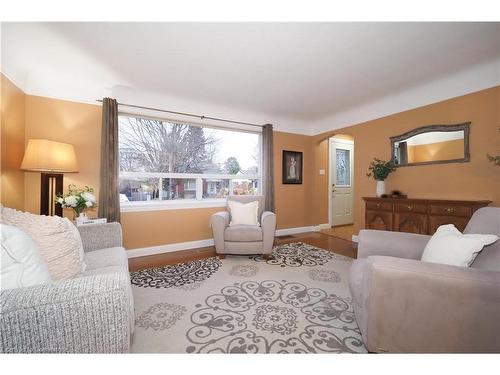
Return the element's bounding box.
[118,115,261,210]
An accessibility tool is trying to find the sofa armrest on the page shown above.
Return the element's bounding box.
[77,222,123,252]
[211,211,229,252]
[261,211,277,254]
[357,229,431,260]
[364,256,500,353]
[0,273,131,353]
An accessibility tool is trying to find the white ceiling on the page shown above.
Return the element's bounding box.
[1,22,499,134]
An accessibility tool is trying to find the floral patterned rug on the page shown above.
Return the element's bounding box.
[130,242,366,353]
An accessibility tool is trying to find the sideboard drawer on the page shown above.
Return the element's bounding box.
[429,205,472,217]
[429,215,469,233]
[366,201,393,211]
[394,203,427,214]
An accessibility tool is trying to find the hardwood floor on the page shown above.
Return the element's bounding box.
[320,224,357,241]
[128,231,357,272]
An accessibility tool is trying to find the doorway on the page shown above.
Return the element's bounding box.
[328,136,354,227]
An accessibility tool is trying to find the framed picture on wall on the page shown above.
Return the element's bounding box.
[282,150,303,184]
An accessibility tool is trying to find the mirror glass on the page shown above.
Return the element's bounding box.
[391,124,469,167]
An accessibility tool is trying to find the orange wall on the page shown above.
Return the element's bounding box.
[408,138,465,163]
[312,86,500,234]
[0,75,26,211]
[121,207,223,249]
[273,131,314,229]
[24,95,103,216]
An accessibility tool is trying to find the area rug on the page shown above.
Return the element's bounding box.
[130,242,367,353]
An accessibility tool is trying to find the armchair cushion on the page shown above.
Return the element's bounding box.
[224,225,263,242]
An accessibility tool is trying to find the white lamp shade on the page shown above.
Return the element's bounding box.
[21,139,78,173]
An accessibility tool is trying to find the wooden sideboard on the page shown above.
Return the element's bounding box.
[363,197,491,235]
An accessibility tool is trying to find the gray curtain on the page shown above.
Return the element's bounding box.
[262,123,275,212]
[98,98,121,222]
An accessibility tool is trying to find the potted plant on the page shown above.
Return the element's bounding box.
[56,184,97,223]
[367,158,396,197]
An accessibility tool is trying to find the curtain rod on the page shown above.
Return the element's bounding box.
[96,99,265,128]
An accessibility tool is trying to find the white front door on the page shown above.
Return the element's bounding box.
[329,138,354,226]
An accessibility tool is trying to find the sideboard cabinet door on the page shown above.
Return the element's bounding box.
[394,212,428,234]
[366,210,393,231]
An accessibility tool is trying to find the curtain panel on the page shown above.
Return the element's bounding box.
[98,98,121,222]
[262,123,275,212]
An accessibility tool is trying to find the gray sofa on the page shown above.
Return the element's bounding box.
[211,196,276,258]
[0,223,133,353]
[349,207,500,353]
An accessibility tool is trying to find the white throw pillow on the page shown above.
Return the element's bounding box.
[0,205,86,280]
[228,200,259,226]
[1,224,52,290]
[421,224,499,267]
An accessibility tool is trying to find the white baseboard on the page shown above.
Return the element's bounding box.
[126,238,214,258]
[127,224,328,258]
[275,226,314,236]
[313,223,331,231]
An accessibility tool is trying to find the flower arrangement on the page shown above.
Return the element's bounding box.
[56,184,97,217]
[366,158,397,181]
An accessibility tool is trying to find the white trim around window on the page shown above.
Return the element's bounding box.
[121,198,228,212]
[119,172,261,212]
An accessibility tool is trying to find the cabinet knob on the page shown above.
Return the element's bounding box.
[444,207,456,213]
[407,205,413,210]
[376,203,381,208]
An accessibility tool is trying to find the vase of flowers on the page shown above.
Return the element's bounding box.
[367,158,397,197]
[56,185,97,223]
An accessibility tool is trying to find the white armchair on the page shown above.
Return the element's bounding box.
[210,196,276,259]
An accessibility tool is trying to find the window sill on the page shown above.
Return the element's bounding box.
[120,199,227,212]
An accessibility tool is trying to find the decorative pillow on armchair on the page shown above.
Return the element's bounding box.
[0,205,86,280]
[227,200,259,226]
[421,224,499,267]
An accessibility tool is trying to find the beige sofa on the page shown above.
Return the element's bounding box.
[349,207,500,353]
[210,196,276,258]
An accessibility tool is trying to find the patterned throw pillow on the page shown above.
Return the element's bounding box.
[0,205,86,280]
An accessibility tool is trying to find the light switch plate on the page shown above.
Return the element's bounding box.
[319,169,325,175]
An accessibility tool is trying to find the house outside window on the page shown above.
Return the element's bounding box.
[118,115,261,211]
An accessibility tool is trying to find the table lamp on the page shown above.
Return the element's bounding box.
[21,139,78,216]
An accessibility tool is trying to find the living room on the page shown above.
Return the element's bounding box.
[1,0,500,372]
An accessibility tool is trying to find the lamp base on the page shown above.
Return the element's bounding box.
[40,173,63,216]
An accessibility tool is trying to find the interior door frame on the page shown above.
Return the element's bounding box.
[328,137,355,227]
